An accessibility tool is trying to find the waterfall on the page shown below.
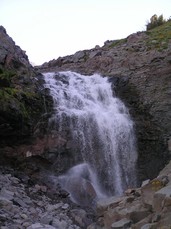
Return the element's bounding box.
[44,71,137,198]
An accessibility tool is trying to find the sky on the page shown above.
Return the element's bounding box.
[1,0,171,65]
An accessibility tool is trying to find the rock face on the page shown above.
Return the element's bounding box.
[0,26,53,159]
[37,21,171,182]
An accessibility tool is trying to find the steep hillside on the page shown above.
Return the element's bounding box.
[0,26,52,155]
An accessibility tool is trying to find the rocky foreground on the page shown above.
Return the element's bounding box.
[0,160,171,229]
[93,160,171,229]
[0,164,95,229]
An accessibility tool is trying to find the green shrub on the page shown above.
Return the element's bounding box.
[145,20,171,50]
[109,38,127,48]
[146,14,166,31]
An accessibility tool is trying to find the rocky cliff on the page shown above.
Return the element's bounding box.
[37,21,171,182]
[0,26,52,159]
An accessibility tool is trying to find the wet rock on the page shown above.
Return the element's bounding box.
[59,175,97,206]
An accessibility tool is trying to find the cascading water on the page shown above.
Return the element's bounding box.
[44,71,137,199]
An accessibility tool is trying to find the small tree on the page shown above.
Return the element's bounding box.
[146,14,166,30]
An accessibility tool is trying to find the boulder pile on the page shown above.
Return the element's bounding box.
[1,159,171,229]
[88,160,171,229]
[0,166,94,229]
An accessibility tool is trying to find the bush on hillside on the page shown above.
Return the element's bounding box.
[146,14,166,31]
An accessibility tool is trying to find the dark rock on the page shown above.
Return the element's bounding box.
[0,26,53,161]
[59,175,97,206]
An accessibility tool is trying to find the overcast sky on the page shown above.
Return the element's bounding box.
[1,0,171,65]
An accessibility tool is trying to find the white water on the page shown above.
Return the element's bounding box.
[44,71,137,196]
[58,163,106,205]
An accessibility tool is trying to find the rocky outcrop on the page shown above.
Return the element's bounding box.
[0,26,53,153]
[0,25,56,177]
[88,160,171,229]
[37,21,171,182]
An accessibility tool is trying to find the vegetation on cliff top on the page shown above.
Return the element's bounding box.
[146,14,167,31]
[146,19,171,50]
[106,15,171,51]
[109,38,127,48]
